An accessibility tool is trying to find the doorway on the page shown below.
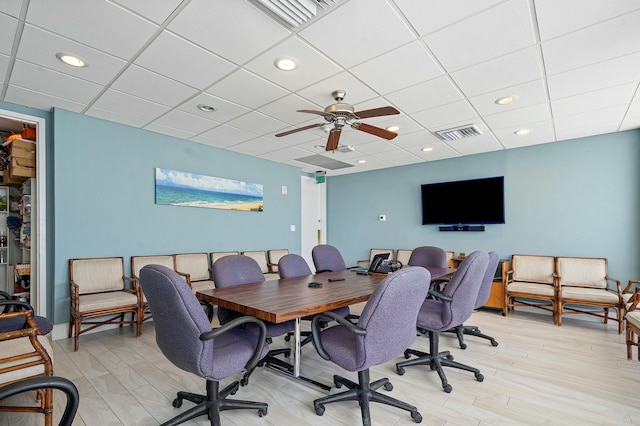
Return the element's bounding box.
[300,176,325,269]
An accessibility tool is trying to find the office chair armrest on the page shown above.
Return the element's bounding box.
[427,289,452,302]
[311,311,366,361]
[200,315,267,372]
[0,300,34,312]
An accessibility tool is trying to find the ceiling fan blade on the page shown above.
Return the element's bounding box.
[326,129,341,151]
[275,122,324,137]
[353,106,400,119]
[352,122,398,140]
[297,109,335,119]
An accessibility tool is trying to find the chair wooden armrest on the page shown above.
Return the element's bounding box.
[623,279,640,294]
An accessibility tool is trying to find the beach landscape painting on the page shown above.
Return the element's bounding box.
[155,168,263,212]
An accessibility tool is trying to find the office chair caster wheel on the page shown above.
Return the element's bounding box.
[383,382,393,391]
[403,349,411,359]
[396,366,405,375]
[443,384,452,393]
[411,410,423,423]
[240,377,249,387]
[314,404,325,416]
[445,354,454,360]
[460,342,467,350]
[258,407,267,417]
[490,340,498,347]
[475,372,484,382]
[172,397,183,408]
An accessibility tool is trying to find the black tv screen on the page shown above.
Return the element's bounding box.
[421,176,505,225]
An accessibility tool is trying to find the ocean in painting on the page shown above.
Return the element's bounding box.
[155,168,263,212]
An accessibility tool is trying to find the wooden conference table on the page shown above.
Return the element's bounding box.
[197,266,455,390]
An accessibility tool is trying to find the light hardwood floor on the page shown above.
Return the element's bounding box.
[2,305,639,425]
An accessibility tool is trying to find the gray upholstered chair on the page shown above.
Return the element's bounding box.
[0,376,79,426]
[407,246,447,268]
[449,251,500,349]
[311,244,347,273]
[310,266,430,425]
[212,255,294,373]
[277,254,350,346]
[396,251,489,393]
[139,264,269,426]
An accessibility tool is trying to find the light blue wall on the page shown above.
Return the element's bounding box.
[327,130,640,285]
[52,109,301,323]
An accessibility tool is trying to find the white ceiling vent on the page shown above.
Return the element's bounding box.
[435,124,482,141]
[249,0,341,28]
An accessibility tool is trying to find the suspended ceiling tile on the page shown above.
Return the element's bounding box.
[168,0,290,65]
[554,106,628,141]
[424,0,536,72]
[206,69,288,109]
[177,93,250,123]
[349,41,443,95]
[296,72,378,107]
[5,85,86,113]
[257,93,324,126]
[195,124,257,147]
[226,111,288,135]
[619,101,640,131]
[492,120,556,149]
[26,0,158,59]
[90,89,170,123]
[484,103,551,131]
[0,13,18,56]
[150,109,220,135]
[412,101,479,130]
[134,31,236,90]
[468,79,548,116]
[111,64,199,107]
[143,122,194,140]
[391,130,441,149]
[17,25,127,85]
[227,136,287,156]
[550,83,636,118]
[386,76,463,114]
[112,0,184,25]
[299,0,415,68]
[85,107,151,129]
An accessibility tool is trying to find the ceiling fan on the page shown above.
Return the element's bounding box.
[275,90,400,151]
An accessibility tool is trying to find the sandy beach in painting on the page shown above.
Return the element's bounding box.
[204,201,263,211]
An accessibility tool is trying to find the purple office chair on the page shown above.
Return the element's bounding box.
[139,264,268,425]
[311,244,347,273]
[0,291,53,335]
[407,246,447,268]
[449,251,500,349]
[213,255,294,374]
[396,251,489,393]
[311,245,360,321]
[278,254,350,346]
[311,266,431,425]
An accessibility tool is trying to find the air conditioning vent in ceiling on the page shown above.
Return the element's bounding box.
[248,0,341,28]
[435,124,482,141]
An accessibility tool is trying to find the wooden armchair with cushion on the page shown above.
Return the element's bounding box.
[266,249,289,274]
[69,257,140,351]
[395,249,413,267]
[174,253,214,293]
[625,287,640,360]
[241,250,279,280]
[556,256,623,333]
[0,307,55,425]
[131,255,185,326]
[622,280,640,313]
[504,254,558,323]
[210,251,239,269]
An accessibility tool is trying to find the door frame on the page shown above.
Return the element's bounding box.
[300,175,326,269]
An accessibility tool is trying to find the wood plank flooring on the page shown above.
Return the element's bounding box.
[2,305,639,425]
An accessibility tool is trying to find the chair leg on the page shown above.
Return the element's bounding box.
[164,379,267,426]
[313,369,422,426]
[396,331,484,393]
[450,324,498,348]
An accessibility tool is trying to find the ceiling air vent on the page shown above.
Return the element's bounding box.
[249,0,341,28]
[435,124,482,141]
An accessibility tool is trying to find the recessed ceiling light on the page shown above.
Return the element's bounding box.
[197,104,216,112]
[386,125,400,132]
[495,95,519,105]
[55,52,87,67]
[274,57,297,71]
[514,128,531,135]
[357,159,366,164]
[314,145,325,150]
[421,147,433,152]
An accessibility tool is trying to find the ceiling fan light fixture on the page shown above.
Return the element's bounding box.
[386,125,400,132]
[56,52,87,68]
[274,56,297,71]
[495,95,519,105]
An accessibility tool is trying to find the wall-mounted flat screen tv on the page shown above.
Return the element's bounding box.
[421,176,505,225]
